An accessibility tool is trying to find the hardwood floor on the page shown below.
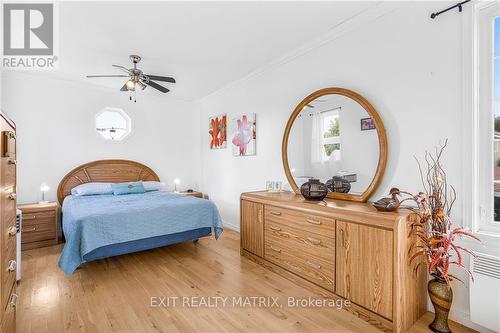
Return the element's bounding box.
[17,229,476,333]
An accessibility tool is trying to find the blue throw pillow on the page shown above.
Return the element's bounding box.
[111,181,146,195]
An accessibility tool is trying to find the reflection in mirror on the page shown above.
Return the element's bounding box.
[287,94,379,195]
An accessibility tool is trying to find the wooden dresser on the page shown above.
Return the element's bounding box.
[240,191,426,333]
[0,113,17,333]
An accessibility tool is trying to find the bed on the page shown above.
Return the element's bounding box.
[57,160,223,275]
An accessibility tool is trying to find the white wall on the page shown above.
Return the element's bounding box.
[198,2,481,329]
[1,71,200,204]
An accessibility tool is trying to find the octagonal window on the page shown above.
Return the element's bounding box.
[95,108,131,141]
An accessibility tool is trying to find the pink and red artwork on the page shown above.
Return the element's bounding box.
[231,113,256,156]
[209,114,227,149]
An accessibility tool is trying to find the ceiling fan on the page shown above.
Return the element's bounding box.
[86,55,176,101]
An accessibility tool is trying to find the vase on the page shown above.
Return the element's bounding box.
[428,278,453,333]
[300,178,328,201]
[326,176,351,193]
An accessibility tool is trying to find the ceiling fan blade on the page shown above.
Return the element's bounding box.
[112,64,131,74]
[145,80,169,93]
[87,75,129,78]
[145,75,176,83]
[120,83,128,91]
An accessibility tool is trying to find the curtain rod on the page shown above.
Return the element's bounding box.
[430,0,471,19]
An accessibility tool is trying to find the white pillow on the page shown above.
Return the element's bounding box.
[71,182,112,196]
[143,181,164,192]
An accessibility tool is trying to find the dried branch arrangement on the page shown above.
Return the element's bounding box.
[402,140,480,284]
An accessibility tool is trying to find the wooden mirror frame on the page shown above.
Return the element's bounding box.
[282,87,387,202]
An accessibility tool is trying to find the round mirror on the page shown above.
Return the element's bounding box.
[282,88,387,202]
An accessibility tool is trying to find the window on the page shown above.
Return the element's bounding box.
[494,17,500,222]
[95,108,131,141]
[322,109,340,160]
[475,2,500,235]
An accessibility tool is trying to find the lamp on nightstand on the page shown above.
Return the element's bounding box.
[39,182,50,204]
[173,178,180,192]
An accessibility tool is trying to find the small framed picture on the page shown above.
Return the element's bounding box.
[273,181,282,192]
[266,181,275,192]
[360,117,376,131]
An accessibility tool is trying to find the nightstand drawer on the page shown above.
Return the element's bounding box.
[22,221,55,243]
[22,211,56,226]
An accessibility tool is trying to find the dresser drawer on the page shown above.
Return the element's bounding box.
[264,205,335,236]
[2,223,16,260]
[1,158,15,188]
[265,238,334,291]
[1,284,16,333]
[1,245,16,312]
[2,187,16,222]
[2,131,16,159]
[265,219,335,264]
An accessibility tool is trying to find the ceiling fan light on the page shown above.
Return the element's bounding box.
[136,81,146,90]
[126,79,136,90]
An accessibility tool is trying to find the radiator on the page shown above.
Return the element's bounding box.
[470,253,500,332]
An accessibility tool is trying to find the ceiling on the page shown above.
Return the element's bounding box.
[51,1,376,101]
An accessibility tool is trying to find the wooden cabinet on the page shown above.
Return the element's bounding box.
[240,191,426,333]
[240,200,264,257]
[0,113,16,333]
[336,220,393,320]
[18,202,58,250]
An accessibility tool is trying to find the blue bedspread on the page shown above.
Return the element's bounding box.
[59,191,223,275]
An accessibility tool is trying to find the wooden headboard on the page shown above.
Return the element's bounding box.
[57,159,160,204]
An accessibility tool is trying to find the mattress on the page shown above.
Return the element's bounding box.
[59,191,223,275]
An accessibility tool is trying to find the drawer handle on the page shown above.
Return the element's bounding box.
[306,219,321,225]
[306,237,321,245]
[9,294,18,307]
[7,132,16,140]
[269,245,282,253]
[7,260,16,272]
[306,260,322,269]
[8,193,16,200]
[8,226,17,236]
[23,215,36,220]
[23,226,36,232]
[269,211,282,216]
[8,159,16,165]
[269,225,282,231]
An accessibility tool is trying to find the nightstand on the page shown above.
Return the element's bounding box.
[180,191,203,198]
[17,202,58,250]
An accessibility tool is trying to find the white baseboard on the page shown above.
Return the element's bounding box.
[447,307,495,333]
[222,220,240,232]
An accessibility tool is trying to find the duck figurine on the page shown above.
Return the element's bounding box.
[372,188,402,212]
